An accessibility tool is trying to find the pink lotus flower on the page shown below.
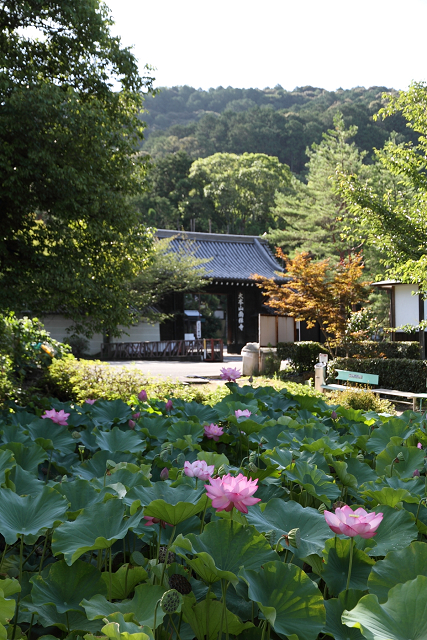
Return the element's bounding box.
[160,467,169,480]
[417,442,423,449]
[85,399,96,405]
[128,419,136,429]
[204,423,223,441]
[324,505,383,539]
[144,516,172,528]
[41,409,70,425]
[184,460,214,481]
[133,412,141,419]
[220,367,242,382]
[235,409,252,418]
[138,390,148,402]
[165,399,173,412]
[205,473,261,514]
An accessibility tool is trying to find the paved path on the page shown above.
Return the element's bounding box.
[107,351,243,382]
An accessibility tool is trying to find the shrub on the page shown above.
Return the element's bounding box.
[338,341,421,360]
[329,357,427,393]
[277,342,329,373]
[43,357,230,405]
[327,387,396,414]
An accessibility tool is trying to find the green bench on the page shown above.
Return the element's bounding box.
[322,369,420,411]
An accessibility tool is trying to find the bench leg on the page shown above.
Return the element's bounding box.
[413,397,418,412]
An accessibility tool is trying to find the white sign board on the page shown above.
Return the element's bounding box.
[196,320,202,339]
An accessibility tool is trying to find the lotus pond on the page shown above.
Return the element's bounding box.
[0,383,426,640]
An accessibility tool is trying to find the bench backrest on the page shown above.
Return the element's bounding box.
[335,369,379,386]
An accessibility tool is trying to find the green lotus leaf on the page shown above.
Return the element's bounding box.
[182,593,254,640]
[324,589,365,640]
[5,465,44,496]
[321,538,375,595]
[126,484,207,525]
[82,584,166,629]
[30,560,107,613]
[327,458,358,489]
[246,499,332,559]
[179,402,219,424]
[0,442,47,474]
[0,594,15,628]
[342,575,427,640]
[94,428,146,454]
[0,450,15,484]
[23,603,102,634]
[101,468,151,491]
[55,478,103,517]
[284,461,340,506]
[0,486,68,544]
[91,400,132,427]
[355,505,418,557]
[294,394,331,414]
[360,486,418,508]
[100,564,148,599]
[302,437,353,456]
[375,444,425,478]
[167,421,204,446]
[368,542,427,603]
[1,424,32,445]
[173,519,277,586]
[197,451,229,468]
[231,415,268,436]
[261,447,292,470]
[26,420,76,454]
[101,615,150,640]
[138,416,170,443]
[52,499,144,565]
[0,579,20,599]
[241,561,325,640]
[249,425,288,451]
[403,501,427,533]
[366,418,418,454]
[74,451,135,480]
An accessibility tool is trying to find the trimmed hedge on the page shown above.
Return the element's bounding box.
[339,341,421,360]
[329,357,427,393]
[277,342,329,373]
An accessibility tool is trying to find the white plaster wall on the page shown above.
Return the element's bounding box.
[395,284,419,327]
[41,315,160,356]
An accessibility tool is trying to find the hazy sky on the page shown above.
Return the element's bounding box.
[105,0,427,92]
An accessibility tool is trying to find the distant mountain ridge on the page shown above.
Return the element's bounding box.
[140,85,415,174]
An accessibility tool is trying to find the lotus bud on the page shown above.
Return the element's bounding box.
[138,389,148,402]
[128,419,136,429]
[160,589,182,614]
[160,467,169,481]
[165,399,173,412]
[318,503,326,514]
[287,528,301,549]
[331,410,338,420]
[413,469,421,477]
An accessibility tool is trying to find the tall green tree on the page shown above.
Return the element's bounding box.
[268,113,368,260]
[187,153,292,234]
[0,0,155,336]
[338,83,427,288]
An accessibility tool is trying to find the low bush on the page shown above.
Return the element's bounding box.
[339,340,421,360]
[327,387,396,414]
[277,341,329,373]
[43,357,230,405]
[329,357,427,393]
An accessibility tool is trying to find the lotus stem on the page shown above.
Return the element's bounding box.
[345,537,354,592]
[153,599,161,639]
[221,579,229,640]
[38,531,49,575]
[206,584,211,638]
[200,500,208,533]
[0,543,8,573]
[159,525,176,587]
[168,614,182,640]
[12,536,25,640]
[108,546,113,601]
[27,613,35,640]
[45,450,53,484]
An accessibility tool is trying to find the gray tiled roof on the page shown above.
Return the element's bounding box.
[156,230,283,281]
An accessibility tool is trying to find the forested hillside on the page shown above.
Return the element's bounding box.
[141,85,416,174]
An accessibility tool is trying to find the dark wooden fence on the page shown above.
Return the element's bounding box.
[101,338,223,362]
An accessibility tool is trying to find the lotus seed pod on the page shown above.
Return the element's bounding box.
[249,451,257,463]
[264,530,277,546]
[176,453,185,467]
[158,546,175,564]
[397,452,405,462]
[356,453,364,461]
[168,573,192,595]
[217,464,227,476]
[72,431,80,439]
[318,503,326,514]
[106,460,116,470]
[160,449,169,462]
[246,462,258,472]
[160,589,182,614]
[287,528,301,549]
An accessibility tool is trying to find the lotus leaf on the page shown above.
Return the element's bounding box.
[182,593,254,640]
[241,561,325,640]
[82,584,166,628]
[127,483,207,525]
[368,542,427,603]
